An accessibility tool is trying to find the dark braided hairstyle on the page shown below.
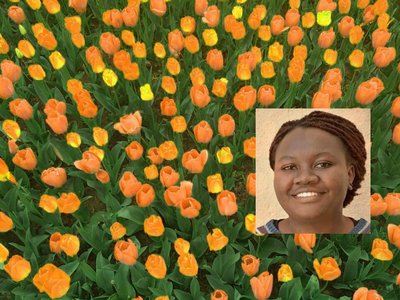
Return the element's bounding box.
[269,111,366,207]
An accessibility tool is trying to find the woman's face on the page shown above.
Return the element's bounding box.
[273,127,355,221]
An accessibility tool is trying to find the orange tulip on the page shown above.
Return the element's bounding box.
[159,166,179,188]
[302,12,315,28]
[260,61,275,79]
[85,46,105,73]
[218,114,235,137]
[257,84,276,106]
[136,183,155,207]
[60,234,80,257]
[43,0,61,14]
[158,140,178,161]
[246,173,256,196]
[161,76,177,95]
[119,171,141,198]
[338,0,351,13]
[114,111,142,135]
[8,6,25,24]
[337,16,354,37]
[0,34,9,54]
[150,0,167,17]
[270,15,285,35]
[0,211,13,232]
[0,75,14,100]
[110,222,126,240]
[9,99,33,120]
[114,239,138,266]
[370,193,386,216]
[112,50,131,71]
[195,0,208,16]
[123,62,140,80]
[393,124,400,145]
[33,263,71,299]
[211,78,227,98]
[202,5,220,27]
[230,20,246,40]
[102,9,123,28]
[313,257,341,280]
[377,13,390,29]
[8,140,18,155]
[64,16,82,34]
[182,149,208,173]
[45,111,68,134]
[372,28,391,49]
[355,77,384,105]
[12,148,37,171]
[349,25,364,45]
[132,41,146,58]
[287,26,303,46]
[168,29,184,56]
[352,287,383,300]
[68,0,87,13]
[147,147,164,165]
[145,254,167,279]
[99,32,121,55]
[179,197,201,219]
[1,60,22,83]
[320,79,342,102]
[189,67,205,86]
[95,169,110,184]
[371,238,393,260]
[349,49,365,68]
[211,290,228,300]
[294,233,316,253]
[125,141,143,160]
[178,253,198,277]
[49,232,62,253]
[387,224,400,249]
[39,194,58,213]
[4,255,31,282]
[233,85,256,112]
[243,137,256,159]
[248,11,261,30]
[193,120,213,143]
[207,173,223,194]
[144,215,165,237]
[74,151,101,174]
[180,16,196,34]
[57,192,81,214]
[391,96,400,118]
[164,186,185,207]
[312,91,331,108]
[166,57,180,76]
[317,0,337,11]
[190,84,211,108]
[385,193,400,215]
[184,34,200,54]
[250,271,273,300]
[285,8,300,27]
[35,30,58,51]
[258,25,272,41]
[144,164,159,180]
[206,49,224,71]
[241,254,260,277]
[2,119,20,140]
[373,47,396,68]
[174,238,190,256]
[217,190,237,216]
[318,27,335,48]
[121,30,136,46]
[41,167,67,188]
[207,228,228,251]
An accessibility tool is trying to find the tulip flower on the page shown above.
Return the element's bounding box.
[352,287,383,300]
[178,253,198,277]
[207,228,229,251]
[0,243,9,263]
[57,192,81,214]
[110,222,127,240]
[145,254,167,279]
[60,234,80,257]
[174,238,190,255]
[294,233,316,253]
[39,195,58,213]
[0,211,13,232]
[241,254,260,276]
[278,264,294,282]
[4,255,31,282]
[144,215,165,237]
[370,193,387,216]
[313,257,341,281]
[33,263,71,299]
[250,271,273,300]
[114,239,138,266]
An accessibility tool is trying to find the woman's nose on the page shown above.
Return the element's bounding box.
[294,168,319,185]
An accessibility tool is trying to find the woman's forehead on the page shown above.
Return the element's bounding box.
[275,127,348,159]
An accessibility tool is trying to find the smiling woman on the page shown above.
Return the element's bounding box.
[256,109,370,234]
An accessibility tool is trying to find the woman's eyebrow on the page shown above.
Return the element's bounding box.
[276,152,335,162]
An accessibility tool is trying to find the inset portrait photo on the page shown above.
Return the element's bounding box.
[256,109,370,234]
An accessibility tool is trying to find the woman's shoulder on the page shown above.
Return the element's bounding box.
[349,218,370,234]
[256,219,281,234]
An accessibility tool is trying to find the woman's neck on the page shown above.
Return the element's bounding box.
[278,215,354,234]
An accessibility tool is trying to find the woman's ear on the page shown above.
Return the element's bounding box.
[347,164,355,186]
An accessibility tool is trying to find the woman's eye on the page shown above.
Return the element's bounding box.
[282,165,296,170]
[315,162,332,168]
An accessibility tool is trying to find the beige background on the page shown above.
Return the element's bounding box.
[255,108,371,229]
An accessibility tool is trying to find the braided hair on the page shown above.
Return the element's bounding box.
[269,111,366,207]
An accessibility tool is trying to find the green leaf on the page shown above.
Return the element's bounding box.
[115,264,135,299]
[278,277,303,300]
[60,260,80,276]
[342,247,361,283]
[302,275,320,300]
[117,206,146,224]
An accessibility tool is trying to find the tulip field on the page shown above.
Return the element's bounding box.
[1,0,400,299]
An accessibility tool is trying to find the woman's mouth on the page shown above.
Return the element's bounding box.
[292,191,325,202]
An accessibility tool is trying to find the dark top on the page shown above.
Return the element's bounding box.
[256,217,370,234]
